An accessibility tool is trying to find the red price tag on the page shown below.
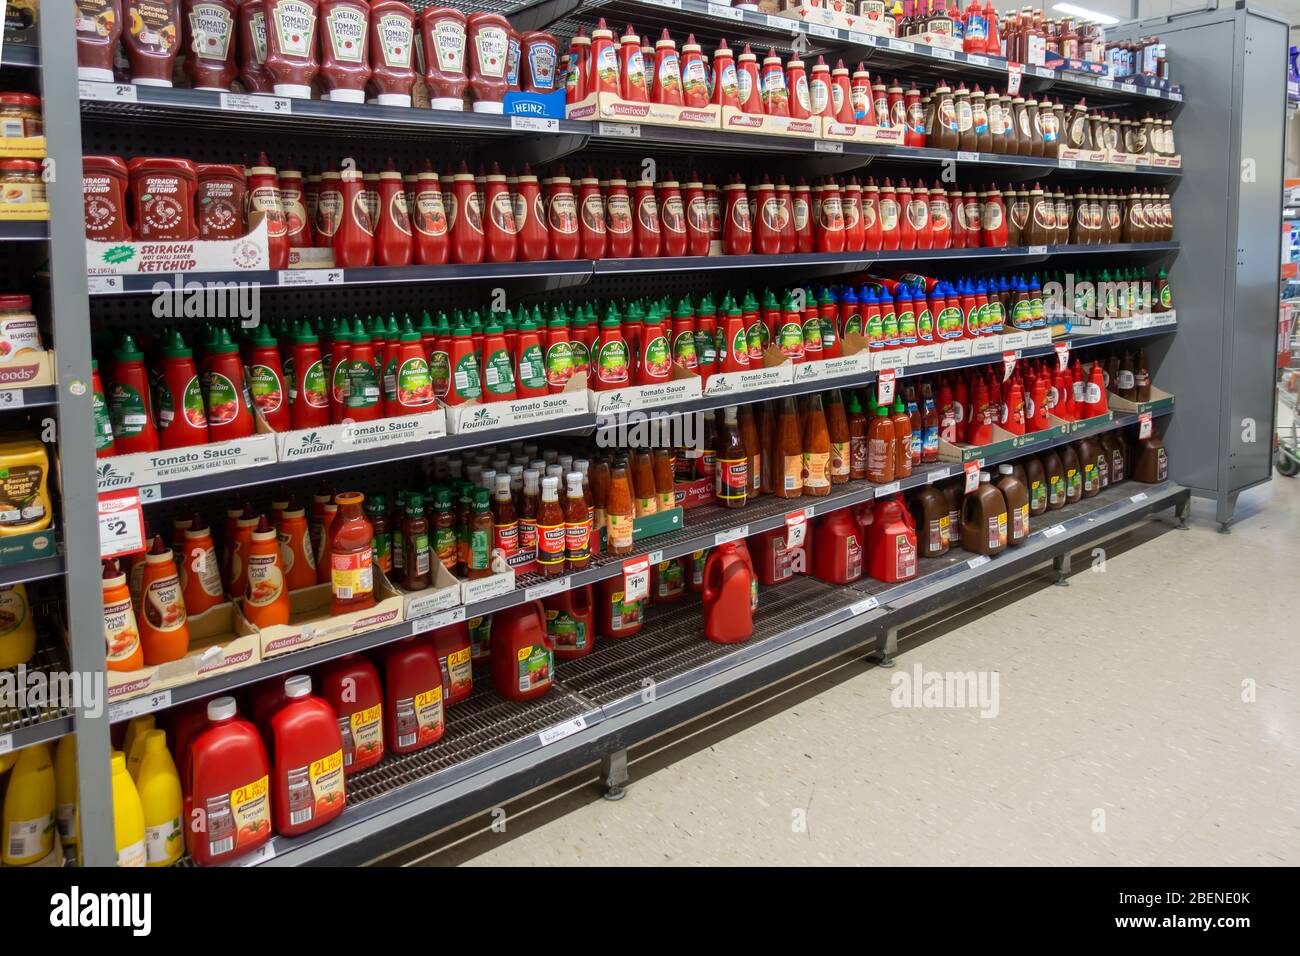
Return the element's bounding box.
[1138,412,1153,439]
[1002,350,1018,382]
[878,368,897,405]
[1007,63,1023,95]
[784,510,808,548]
[964,460,981,493]
[98,489,146,560]
[622,555,650,603]
[1054,341,1071,371]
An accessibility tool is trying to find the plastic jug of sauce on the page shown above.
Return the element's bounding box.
[318,654,384,774]
[544,585,595,660]
[812,509,864,584]
[183,697,271,866]
[596,574,645,638]
[750,524,812,585]
[270,675,345,836]
[703,542,754,644]
[1024,456,1048,515]
[382,637,444,752]
[909,483,950,558]
[490,600,554,700]
[960,471,1007,555]
[1133,434,1169,483]
[868,494,918,582]
[995,464,1029,546]
[1060,442,1083,503]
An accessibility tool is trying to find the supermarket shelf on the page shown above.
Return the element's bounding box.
[584,0,1184,107]
[88,242,1181,296]
[0,44,39,69]
[126,323,1173,504]
[0,220,48,241]
[138,405,1172,721]
[0,555,65,587]
[0,644,75,755]
[76,80,1180,179]
[249,477,1187,866]
[0,385,57,409]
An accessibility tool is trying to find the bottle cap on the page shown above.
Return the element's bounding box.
[207,696,238,721]
[284,675,312,698]
[999,464,1013,475]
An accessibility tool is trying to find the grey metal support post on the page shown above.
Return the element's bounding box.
[1175,494,1191,530]
[1053,552,1071,586]
[41,2,117,866]
[868,625,898,667]
[600,750,629,801]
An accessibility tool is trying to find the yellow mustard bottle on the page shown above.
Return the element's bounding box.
[135,730,183,866]
[0,437,51,537]
[2,743,56,865]
[110,751,146,867]
[55,734,79,848]
[0,581,36,668]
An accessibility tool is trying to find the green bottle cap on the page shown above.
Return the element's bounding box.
[742,290,759,312]
[876,403,890,417]
[158,329,192,359]
[433,487,452,509]
[406,492,424,514]
[697,292,716,316]
[473,487,490,508]
[206,327,238,354]
[433,311,450,334]
[247,323,277,349]
[891,397,905,414]
[295,322,319,344]
[366,494,386,514]
[419,310,435,335]
[762,289,780,311]
[846,391,861,413]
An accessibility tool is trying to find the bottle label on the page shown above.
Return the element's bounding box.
[325,5,367,64]
[1066,468,1081,499]
[473,24,508,79]
[341,703,383,768]
[201,774,270,860]
[803,451,830,490]
[492,521,517,557]
[988,512,1007,550]
[516,643,554,693]
[565,517,590,561]
[607,512,634,550]
[6,812,54,862]
[596,338,630,384]
[409,530,431,574]
[536,521,566,566]
[483,347,516,395]
[103,594,140,664]
[284,749,344,828]
[608,590,644,631]
[894,533,916,579]
[435,526,458,569]
[715,456,747,502]
[830,440,850,478]
[451,350,481,399]
[469,526,491,570]
[547,609,589,651]
[270,0,316,58]
[376,11,413,68]
[331,550,373,601]
[370,531,391,573]
[396,685,443,748]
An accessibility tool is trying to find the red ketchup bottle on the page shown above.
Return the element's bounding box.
[683,175,710,256]
[816,178,846,253]
[411,164,449,264]
[566,28,590,106]
[793,179,814,252]
[545,170,580,260]
[237,0,275,93]
[604,172,634,258]
[842,177,865,252]
[786,56,810,120]
[263,0,320,98]
[246,324,289,431]
[618,24,648,102]
[578,171,607,260]
[809,56,835,123]
[711,38,739,109]
[156,330,210,449]
[483,162,517,263]
[319,655,385,774]
[851,63,872,124]
[448,161,485,264]
[722,176,753,256]
[368,0,418,107]
[290,322,329,429]
[382,637,444,753]
[513,164,549,262]
[420,6,469,111]
[466,11,511,113]
[752,177,780,255]
[761,49,790,117]
[375,164,414,267]
[333,167,374,267]
[203,327,256,441]
[831,60,855,125]
[632,178,661,258]
[651,29,683,106]
[183,0,240,91]
[680,33,708,107]
[657,176,688,257]
[317,0,371,103]
[247,154,289,270]
[736,44,763,115]
[270,675,345,837]
[702,543,754,644]
[183,697,271,866]
[521,31,559,94]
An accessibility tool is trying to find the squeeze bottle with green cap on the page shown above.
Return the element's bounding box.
[671,297,698,371]
[157,330,211,447]
[545,310,574,393]
[445,316,481,406]
[246,323,290,431]
[482,319,518,402]
[394,320,436,412]
[515,313,548,398]
[592,304,630,390]
[109,333,160,453]
[290,322,329,429]
[200,327,255,441]
[328,316,353,424]
[429,312,451,400]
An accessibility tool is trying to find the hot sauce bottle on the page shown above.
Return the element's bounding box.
[263,0,319,98]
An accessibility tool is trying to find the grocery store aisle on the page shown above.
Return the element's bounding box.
[390,480,1300,867]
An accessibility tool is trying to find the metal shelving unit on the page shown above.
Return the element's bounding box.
[18,0,1277,869]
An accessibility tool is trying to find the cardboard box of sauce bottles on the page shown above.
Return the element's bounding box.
[704,345,793,396]
[588,362,701,415]
[441,373,589,435]
[721,105,819,139]
[252,569,404,659]
[1107,385,1175,417]
[567,91,722,130]
[102,601,262,704]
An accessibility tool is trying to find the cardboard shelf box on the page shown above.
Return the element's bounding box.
[567,91,721,130]
[252,570,404,659]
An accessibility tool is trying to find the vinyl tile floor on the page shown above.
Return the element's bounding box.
[387,475,1300,867]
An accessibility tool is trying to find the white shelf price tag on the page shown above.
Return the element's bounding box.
[411,606,465,634]
[0,734,12,755]
[809,24,838,39]
[597,122,641,138]
[0,389,24,408]
[1002,350,1018,381]
[888,39,914,53]
[849,596,879,616]
[510,115,559,133]
[784,510,808,548]
[1006,63,1023,95]
[927,467,951,483]
[956,150,979,162]
[220,92,291,114]
[1138,412,1153,439]
[647,550,664,566]
[242,840,277,866]
[1130,491,1149,503]
[622,556,650,603]
[539,715,588,746]
[968,54,991,67]
[98,489,146,560]
[1042,524,1066,539]
[525,576,571,601]
[714,525,749,546]
[79,80,137,102]
[875,481,900,496]
[814,140,843,153]
[1054,340,1071,370]
[877,368,897,405]
[1027,244,1048,255]
[933,48,955,60]
[967,555,990,570]
[1058,158,1076,169]
[964,460,981,493]
[279,269,343,287]
[707,2,744,20]
[137,484,162,503]
[87,274,123,294]
[107,690,172,724]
